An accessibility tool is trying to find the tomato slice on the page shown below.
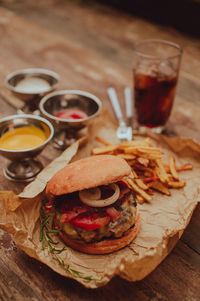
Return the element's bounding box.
[70,213,110,230]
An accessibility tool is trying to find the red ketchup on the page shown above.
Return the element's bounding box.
[55,109,88,120]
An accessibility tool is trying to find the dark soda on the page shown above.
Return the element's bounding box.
[134,71,178,128]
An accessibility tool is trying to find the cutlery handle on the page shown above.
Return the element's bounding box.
[124,87,133,127]
[107,88,124,124]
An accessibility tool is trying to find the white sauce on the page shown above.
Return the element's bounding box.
[15,77,51,93]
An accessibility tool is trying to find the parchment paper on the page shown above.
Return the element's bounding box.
[0,109,200,288]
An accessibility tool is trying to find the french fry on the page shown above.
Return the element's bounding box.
[130,169,138,179]
[162,161,169,170]
[155,159,169,183]
[146,188,154,195]
[95,136,110,146]
[168,181,185,188]
[127,179,152,202]
[144,171,153,177]
[135,179,149,190]
[137,157,149,167]
[149,181,171,196]
[169,156,179,180]
[134,164,157,177]
[176,164,193,172]
[117,154,136,160]
[123,146,163,160]
[136,194,145,204]
[91,136,192,204]
[124,146,162,154]
[143,176,160,183]
[164,162,193,173]
[91,145,117,155]
[118,138,152,149]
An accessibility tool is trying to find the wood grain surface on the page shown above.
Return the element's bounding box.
[0,1,200,300]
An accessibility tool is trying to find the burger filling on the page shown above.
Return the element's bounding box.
[52,181,137,243]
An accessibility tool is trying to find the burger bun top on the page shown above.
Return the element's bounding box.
[46,155,131,198]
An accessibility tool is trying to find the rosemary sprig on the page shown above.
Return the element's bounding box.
[40,204,100,282]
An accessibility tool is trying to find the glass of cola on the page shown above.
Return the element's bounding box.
[133,40,182,133]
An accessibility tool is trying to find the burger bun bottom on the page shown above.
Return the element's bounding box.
[58,213,140,254]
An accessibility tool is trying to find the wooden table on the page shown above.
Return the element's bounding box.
[0,1,200,300]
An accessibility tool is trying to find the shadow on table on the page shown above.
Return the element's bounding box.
[95,0,200,37]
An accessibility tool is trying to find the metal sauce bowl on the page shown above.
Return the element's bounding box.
[0,114,54,182]
[5,68,60,113]
[39,90,102,149]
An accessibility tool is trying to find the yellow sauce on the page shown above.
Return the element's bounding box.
[0,126,47,150]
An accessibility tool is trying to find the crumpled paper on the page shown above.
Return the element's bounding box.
[0,110,200,289]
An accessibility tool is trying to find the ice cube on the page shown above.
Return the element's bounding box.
[157,60,175,77]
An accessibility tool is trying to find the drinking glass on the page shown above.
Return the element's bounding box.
[133,39,182,133]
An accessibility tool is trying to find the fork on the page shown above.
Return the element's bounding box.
[124,87,133,128]
[107,87,132,142]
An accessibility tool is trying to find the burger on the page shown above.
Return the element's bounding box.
[45,155,140,254]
